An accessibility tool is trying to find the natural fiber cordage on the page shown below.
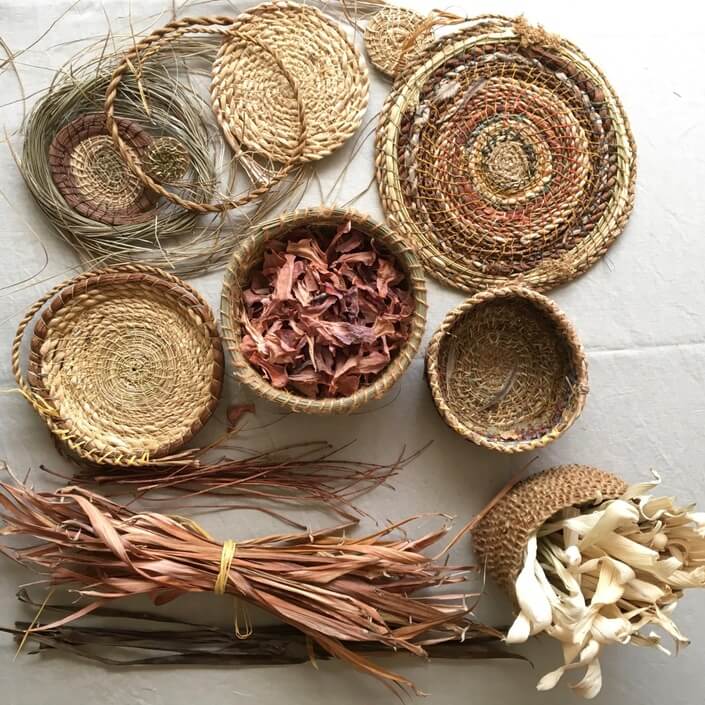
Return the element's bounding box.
[474,466,705,698]
[426,286,588,452]
[0,480,496,694]
[221,207,427,413]
[211,1,369,163]
[376,15,636,292]
[12,264,223,466]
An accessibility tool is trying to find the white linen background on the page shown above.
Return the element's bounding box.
[0,1,704,703]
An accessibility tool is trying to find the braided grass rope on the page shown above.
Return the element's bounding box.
[363,7,435,77]
[211,1,369,163]
[105,15,308,213]
[221,207,427,414]
[13,265,224,466]
[473,466,627,594]
[48,113,157,225]
[426,286,588,453]
[376,16,637,292]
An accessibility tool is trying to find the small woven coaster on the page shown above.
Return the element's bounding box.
[364,7,434,77]
[48,113,157,225]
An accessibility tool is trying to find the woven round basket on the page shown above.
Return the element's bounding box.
[211,1,369,163]
[48,113,158,225]
[376,15,636,292]
[364,7,434,77]
[13,265,224,466]
[221,207,427,414]
[426,286,588,453]
[473,465,628,595]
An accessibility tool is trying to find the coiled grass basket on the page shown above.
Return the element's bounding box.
[221,207,427,414]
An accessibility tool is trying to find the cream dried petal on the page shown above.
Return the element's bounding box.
[514,535,553,632]
[506,611,532,644]
[571,657,603,699]
[621,471,661,500]
[591,613,632,644]
[579,500,640,550]
[536,639,600,693]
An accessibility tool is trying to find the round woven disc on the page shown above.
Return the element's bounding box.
[376,17,636,292]
[473,466,628,594]
[211,1,369,163]
[426,287,588,452]
[49,113,158,225]
[26,267,224,464]
[364,7,434,77]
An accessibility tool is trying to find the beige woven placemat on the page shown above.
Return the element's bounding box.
[376,15,636,292]
[211,1,369,163]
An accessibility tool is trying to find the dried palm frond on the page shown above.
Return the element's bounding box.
[507,474,705,698]
[49,442,420,522]
[0,480,498,695]
[3,590,518,669]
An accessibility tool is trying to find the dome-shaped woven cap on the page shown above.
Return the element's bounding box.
[48,113,158,225]
[473,466,628,594]
[426,286,588,453]
[364,7,434,77]
[221,207,427,414]
[211,1,369,163]
[376,16,636,292]
[18,265,224,466]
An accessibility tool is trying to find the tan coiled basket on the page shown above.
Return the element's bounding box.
[426,286,588,453]
[473,466,628,594]
[221,207,427,414]
[12,264,224,466]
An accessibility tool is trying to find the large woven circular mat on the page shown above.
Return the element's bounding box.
[211,1,369,163]
[21,266,224,465]
[426,287,587,452]
[376,16,636,292]
[49,113,158,225]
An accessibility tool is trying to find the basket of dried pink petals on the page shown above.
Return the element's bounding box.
[221,207,427,413]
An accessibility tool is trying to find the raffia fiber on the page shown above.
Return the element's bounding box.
[376,15,636,292]
[212,1,369,163]
[221,206,427,414]
[472,466,628,594]
[12,264,223,466]
[426,286,588,453]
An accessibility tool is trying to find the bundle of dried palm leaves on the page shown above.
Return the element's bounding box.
[0,480,497,694]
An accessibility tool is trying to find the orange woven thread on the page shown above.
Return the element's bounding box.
[376,15,636,292]
[426,286,588,453]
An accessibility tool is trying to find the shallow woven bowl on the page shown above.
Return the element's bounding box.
[221,207,427,414]
[473,465,628,595]
[426,286,588,452]
[13,265,224,466]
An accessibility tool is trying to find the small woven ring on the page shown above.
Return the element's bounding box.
[105,15,307,213]
[220,206,427,414]
[425,286,588,453]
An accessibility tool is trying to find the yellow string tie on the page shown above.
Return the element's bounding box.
[214,539,237,596]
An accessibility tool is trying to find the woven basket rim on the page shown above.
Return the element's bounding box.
[425,286,588,453]
[220,206,427,414]
[13,264,224,466]
[375,17,637,293]
[472,465,628,594]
